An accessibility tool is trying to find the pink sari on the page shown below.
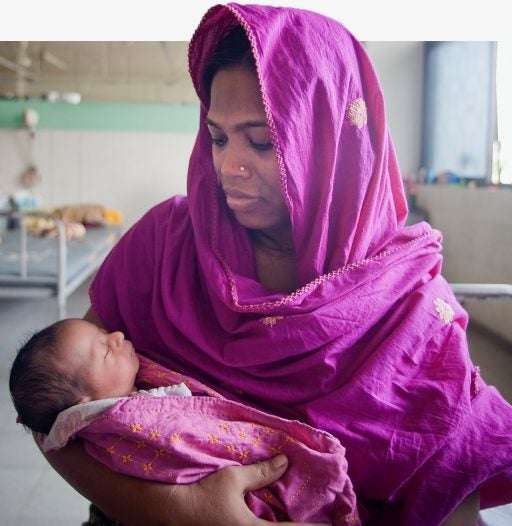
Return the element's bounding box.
[91,3,512,524]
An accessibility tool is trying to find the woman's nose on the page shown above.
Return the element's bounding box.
[219,146,249,179]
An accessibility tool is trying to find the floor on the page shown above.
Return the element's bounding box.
[0,281,511,525]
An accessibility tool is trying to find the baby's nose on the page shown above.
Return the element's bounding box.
[110,331,124,348]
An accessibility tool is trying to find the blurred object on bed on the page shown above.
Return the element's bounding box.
[0,206,123,319]
[23,204,123,241]
[25,215,87,240]
[53,203,124,227]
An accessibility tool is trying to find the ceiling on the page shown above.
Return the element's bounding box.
[0,41,197,104]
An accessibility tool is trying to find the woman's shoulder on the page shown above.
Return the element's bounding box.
[139,195,189,224]
[123,196,190,240]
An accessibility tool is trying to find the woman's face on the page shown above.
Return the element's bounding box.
[206,65,290,233]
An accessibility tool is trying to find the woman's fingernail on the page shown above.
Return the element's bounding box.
[272,454,288,469]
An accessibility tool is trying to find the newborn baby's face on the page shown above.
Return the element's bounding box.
[59,319,139,401]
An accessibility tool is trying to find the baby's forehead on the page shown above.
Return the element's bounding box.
[58,319,98,347]
[60,318,94,332]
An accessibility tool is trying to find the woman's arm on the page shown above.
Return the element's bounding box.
[42,440,324,525]
[441,490,480,526]
[42,439,177,525]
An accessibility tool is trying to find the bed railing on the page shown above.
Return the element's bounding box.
[0,209,120,319]
[449,283,512,302]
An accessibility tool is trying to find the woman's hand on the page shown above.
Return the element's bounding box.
[43,438,326,526]
[162,455,328,526]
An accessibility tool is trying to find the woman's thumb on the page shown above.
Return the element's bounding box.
[241,455,289,492]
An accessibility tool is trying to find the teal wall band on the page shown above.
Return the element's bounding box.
[0,100,200,133]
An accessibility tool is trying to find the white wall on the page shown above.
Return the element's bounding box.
[0,43,423,231]
[0,129,194,229]
[416,185,512,343]
[366,42,424,178]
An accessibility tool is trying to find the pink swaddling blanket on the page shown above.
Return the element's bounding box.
[78,355,359,525]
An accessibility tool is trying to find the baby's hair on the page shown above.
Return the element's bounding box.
[9,319,88,434]
[202,24,256,97]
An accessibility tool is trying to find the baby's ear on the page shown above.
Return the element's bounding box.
[77,395,93,404]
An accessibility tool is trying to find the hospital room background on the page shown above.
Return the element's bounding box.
[0,39,511,524]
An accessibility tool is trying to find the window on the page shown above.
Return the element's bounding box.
[422,42,496,182]
[494,41,512,184]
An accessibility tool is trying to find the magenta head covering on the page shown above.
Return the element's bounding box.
[91,4,512,524]
[188,3,408,287]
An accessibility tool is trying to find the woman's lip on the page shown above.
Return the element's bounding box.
[223,187,255,199]
[225,193,260,211]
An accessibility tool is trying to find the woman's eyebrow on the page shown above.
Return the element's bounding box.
[205,117,268,131]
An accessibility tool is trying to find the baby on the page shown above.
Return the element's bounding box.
[11,318,162,434]
[10,318,360,525]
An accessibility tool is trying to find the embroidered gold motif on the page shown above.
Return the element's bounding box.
[143,463,153,472]
[252,437,262,446]
[122,454,134,463]
[130,422,143,433]
[149,429,161,440]
[208,434,219,444]
[263,491,274,504]
[239,450,249,461]
[471,366,481,396]
[107,446,115,454]
[169,433,181,444]
[227,444,237,453]
[217,423,230,431]
[154,449,164,457]
[271,445,282,455]
[259,316,284,327]
[434,298,454,324]
[347,98,367,128]
[239,431,248,439]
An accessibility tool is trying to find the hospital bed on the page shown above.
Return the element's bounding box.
[0,210,121,319]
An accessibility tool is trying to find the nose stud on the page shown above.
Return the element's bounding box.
[239,166,246,172]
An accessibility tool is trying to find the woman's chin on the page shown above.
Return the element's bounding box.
[232,212,270,231]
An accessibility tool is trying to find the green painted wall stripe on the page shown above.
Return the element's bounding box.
[0,100,200,133]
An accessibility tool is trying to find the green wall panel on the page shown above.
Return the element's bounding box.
[0,100,200,133]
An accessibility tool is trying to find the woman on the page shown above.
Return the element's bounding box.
[43,3,512,525]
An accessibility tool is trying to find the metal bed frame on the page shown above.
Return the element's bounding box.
[0,210,121,319]
[450,283,512,303]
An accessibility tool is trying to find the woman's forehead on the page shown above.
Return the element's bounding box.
[208,67,265,118]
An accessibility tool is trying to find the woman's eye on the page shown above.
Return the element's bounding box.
[211,137,227,147]
[250,141,273,152]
